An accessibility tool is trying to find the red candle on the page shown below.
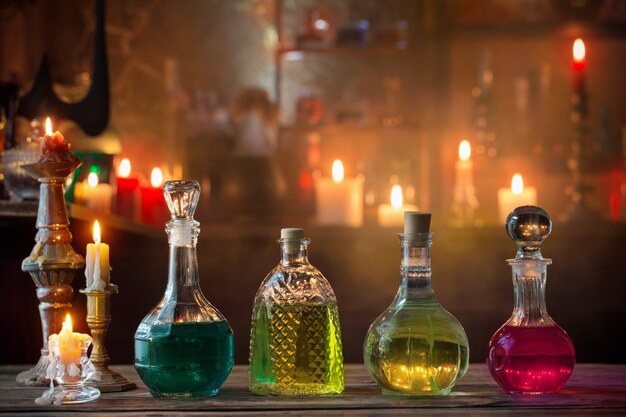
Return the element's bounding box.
[572,38,586,94]
[115,158,140,220]
[140,167,168,227]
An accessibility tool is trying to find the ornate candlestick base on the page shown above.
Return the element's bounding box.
[80,287,136,392]
[17,160,85,386]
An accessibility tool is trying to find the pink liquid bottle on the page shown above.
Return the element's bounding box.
[487,206,575,394]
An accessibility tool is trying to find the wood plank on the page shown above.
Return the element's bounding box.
[0,365,623,415]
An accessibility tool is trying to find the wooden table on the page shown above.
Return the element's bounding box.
[1,364,625,416]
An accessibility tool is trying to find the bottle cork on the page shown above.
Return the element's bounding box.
[403,211,431,235]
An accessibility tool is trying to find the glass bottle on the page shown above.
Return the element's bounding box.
[134,180,234,397]
[249,228,344,395]
[364,212,469,395]
[487,206,575,394]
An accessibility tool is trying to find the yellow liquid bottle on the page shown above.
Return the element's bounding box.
[364,212,469,395]
[249,228,344,395]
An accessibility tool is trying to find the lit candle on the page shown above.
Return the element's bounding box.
[140,167,168,227]
[85,220,110,291]
[115,158,140,219]
[454,139,475,203]
[85,172,113,214]
[315,159,364,227]
[497,173,538,224]
[572,38,586,94]
[48,314,89,383]
[377,184,419,227]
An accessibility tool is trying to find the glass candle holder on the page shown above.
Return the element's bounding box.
[37,333,100,405]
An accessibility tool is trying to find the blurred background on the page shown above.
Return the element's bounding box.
[0,0,625,365]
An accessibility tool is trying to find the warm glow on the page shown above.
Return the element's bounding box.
[45,117,52,136]
[87,172,99,188]
[511,174,524,195]
[573,38,585,62]
[118,159,131,178]
[93,220,101,244]
[62,314,73,332]
[459,140,471,161]
[150,167,163,188]
[391,185,403,210]
[331,159,344,183]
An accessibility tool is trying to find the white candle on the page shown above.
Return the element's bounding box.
[77,173,112,214]
[378,185,419,227]
[315,159,364,227]
[497,173,537,224]
[454,140,475,202]
[48,314,88,383]
[85,220,110,291]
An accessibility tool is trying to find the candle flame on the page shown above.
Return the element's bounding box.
[150,167,163,188]
[45,117,52,136]
[391,185,403,210]
[118,159,131,178]
[93,220,101,244]
[459,140,471,161]
[87,172,99,188]
[63,314,73,332]
[511,173,524,195]
[573,38,585,62]
[331,159,344,183]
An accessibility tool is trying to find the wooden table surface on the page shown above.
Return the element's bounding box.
[1,364,625,416]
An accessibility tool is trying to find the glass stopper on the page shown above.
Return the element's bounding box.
[505,205,552,260]
[163,180,200,220]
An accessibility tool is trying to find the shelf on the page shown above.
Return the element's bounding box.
[279,124,420,134]
[278,46,415,60]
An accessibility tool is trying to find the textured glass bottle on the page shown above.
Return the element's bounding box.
[364,212,469,395]
[487,206,575,394]
[249,228,344,395]
[134,180,234,397]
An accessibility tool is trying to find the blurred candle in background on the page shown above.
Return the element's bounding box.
[115,158,140,220]
[79,172,112,214]
[140,167,167,227]
[497,173,537,224]
[315,159,364,227]
[377,184,418,227]
[572,38,586,94]
[454,140,474,202]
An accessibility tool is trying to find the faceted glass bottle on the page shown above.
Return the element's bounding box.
[134,180,234,397]
[249,228,344,395]
[487,206,575,394]
[364,212,469,395]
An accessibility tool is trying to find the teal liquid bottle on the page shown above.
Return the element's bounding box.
[364,212,469,395]
[134,180,234,397]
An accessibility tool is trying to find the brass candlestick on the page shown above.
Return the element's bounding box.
[17,160,85,386]
[80,286,136,392]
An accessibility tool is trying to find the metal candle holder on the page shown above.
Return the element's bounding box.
[17,160,85,386]
[80,286,136,392]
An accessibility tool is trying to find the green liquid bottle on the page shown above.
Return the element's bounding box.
[134,180,234,397]
[249,228,344,395]
[364,212,469,395]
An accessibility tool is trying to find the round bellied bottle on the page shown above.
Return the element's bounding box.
[487,206,575,394]
[249,228,344,395]
[364,212,469,395]
[134,180,234,397]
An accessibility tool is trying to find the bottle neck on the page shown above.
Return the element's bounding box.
[165,220,200,301]
[280,240,309,266]
[396,234,435,302]
[508,260,554,326]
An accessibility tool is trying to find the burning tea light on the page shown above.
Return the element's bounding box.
[315,159,364,227]
[377,184,418,227]
[497,173,537,224]
[85,220,111,291]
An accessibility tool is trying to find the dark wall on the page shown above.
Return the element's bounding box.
[2,214,625,365]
